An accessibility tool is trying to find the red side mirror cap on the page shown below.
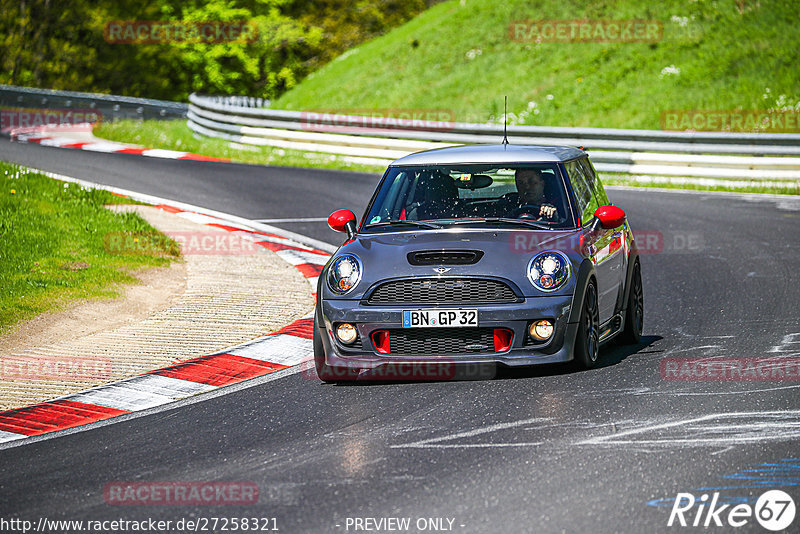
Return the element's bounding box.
[328,209,357,234]
[594,205,626,229]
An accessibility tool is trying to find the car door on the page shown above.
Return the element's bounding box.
[567,159,624,323]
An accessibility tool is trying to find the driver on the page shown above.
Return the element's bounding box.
[514,168,558,220]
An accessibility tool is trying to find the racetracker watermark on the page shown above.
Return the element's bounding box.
[509,19,663,43]
[300,359,496,382]
[508,230,703,255]
[1,356,112,381]
[104,231,256,255]
[104,482,259,505]
[299,109,456,134]
[104,21,258,44]
[661,109,800,133]
[667,490,795,530]
[0,517,279,532]
[1,108,101,131]
[661,358,800,381]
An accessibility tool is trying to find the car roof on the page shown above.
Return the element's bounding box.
[389,144,586,166]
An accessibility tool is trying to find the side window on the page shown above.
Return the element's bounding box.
[579,157,609,206]
[566,160,596,225]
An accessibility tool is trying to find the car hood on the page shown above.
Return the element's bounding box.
[325,228,584,299]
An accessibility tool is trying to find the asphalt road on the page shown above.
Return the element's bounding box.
[2,139,800,533]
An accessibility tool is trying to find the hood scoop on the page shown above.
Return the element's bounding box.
[407,250,484,266]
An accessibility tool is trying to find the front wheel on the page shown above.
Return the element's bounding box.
[618,260,643,345]
[574,282,600,369]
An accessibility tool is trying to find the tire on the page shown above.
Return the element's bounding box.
[574,282,600,369]
[313,315,358,382]
[618,260,643,345]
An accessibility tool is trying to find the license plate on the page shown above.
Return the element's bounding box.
[402,309,478,328]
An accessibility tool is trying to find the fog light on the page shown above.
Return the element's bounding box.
[335,323,358,344]
[529,320,554,340]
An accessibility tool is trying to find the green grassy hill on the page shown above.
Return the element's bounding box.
[273,0,800,130]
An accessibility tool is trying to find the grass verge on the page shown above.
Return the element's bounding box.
[274,0,800,130]
[0,163,181,333]
[603,174,800,195]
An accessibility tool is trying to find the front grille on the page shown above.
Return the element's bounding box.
[387,328,495,355]
[367,278,517,304]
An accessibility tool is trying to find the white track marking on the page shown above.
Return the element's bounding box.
[391,417,549,449]
[579,410,800,446]
[637,384,800,396]
[37,137,83,147]
[79,142,127,153]
[63,385,174,411]
[768,332,800,353]
[275,249,329,266]
[141,149,188,159]
[227,334,313,367]
[606,185,800,198]
[175,211,227,225]
[121,374,217,398]
[254,217,328,223]
[0,430,27,444]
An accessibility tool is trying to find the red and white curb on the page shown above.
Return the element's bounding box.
[7,123,229,162]
[0,176,332,444]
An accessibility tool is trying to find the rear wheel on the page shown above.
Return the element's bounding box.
[618,260,643,344]
[574,282,600,369]
[314,315,358,382]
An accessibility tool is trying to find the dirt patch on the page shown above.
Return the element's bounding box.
[0,262,187,356]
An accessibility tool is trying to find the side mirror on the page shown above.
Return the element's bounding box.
[328,209,357,239]
[594,205,626,229]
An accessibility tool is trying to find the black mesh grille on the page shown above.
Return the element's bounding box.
[387,328,495,355]
[367,278,517,304]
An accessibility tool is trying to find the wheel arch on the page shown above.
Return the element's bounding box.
[619,251,641,316]
[568,258,597,323]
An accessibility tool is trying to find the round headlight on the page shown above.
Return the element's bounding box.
[527,251,571,292]
[327,254,362,295]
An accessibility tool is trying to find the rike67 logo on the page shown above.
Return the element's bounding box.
[668,490,796,530]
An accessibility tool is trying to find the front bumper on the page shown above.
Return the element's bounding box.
[318,295,578,369]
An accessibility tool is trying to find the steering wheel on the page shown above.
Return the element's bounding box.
[514,203,544,220]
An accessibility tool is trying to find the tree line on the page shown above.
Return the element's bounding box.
[0,0,431,101]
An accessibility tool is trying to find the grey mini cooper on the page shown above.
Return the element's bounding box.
[314,144,643,381]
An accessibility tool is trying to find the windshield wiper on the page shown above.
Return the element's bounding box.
[449,218,551,230]
[365,219,442,230]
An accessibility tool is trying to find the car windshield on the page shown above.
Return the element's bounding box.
[363,164,573,230]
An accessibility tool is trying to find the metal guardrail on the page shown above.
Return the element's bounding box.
[188,93,800,179]
[2,86,798,180]
[0,84,187,122]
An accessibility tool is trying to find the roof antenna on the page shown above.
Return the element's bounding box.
[502,96,509,146]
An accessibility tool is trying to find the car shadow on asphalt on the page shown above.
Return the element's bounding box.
[494,334,663,380]
[326,335,662,385]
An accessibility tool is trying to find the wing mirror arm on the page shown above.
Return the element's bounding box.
[344,220,357,240]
